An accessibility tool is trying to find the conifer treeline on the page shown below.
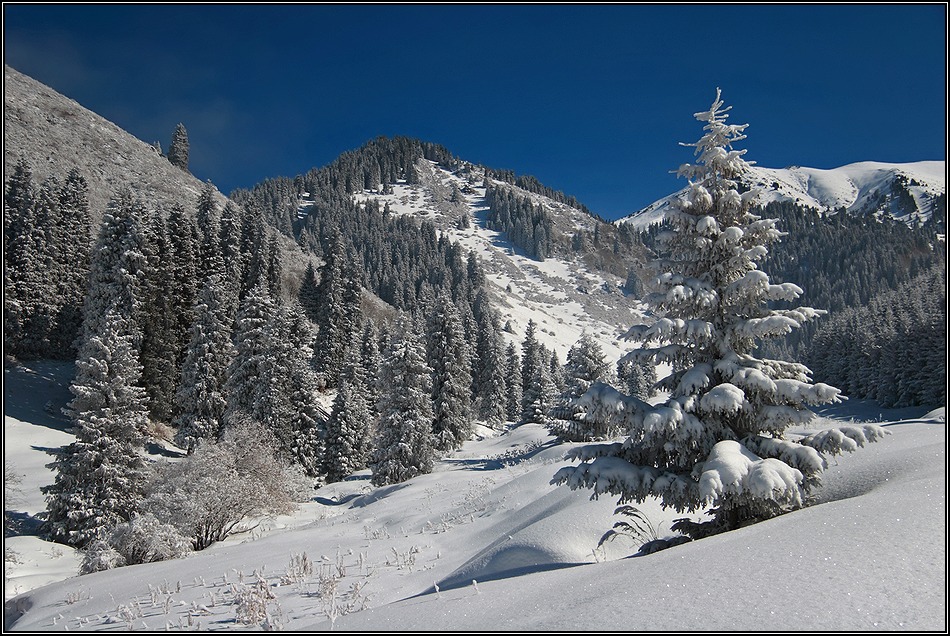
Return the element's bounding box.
[4,159,91,360]
[808,262,946,407]
[639,197,946,406]
[484,185,555,260]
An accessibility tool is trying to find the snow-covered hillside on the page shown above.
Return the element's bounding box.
[4,360,946,631]
[342,159,647,362]
[620,160,946,229]
[3,65,228,222]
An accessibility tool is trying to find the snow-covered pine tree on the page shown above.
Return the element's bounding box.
[472,290,508,427]
[505,341,523,422]
[359,319,382,417]
[617,356,657,401]
[324,347,373,483]
[3,158,36,352]
[43,306,151,548]
[553,89,888,541]
[139,209,180,422]
[562,333,612,401]
[174,275,235,453]
[195,181,224,277]
[167,122,190,172]
[370,318,435,486]
[549,333,616,441]
[43,189,156,547]
[298,260,321,323]
[426,292,473,452]
[224,282,277,423]
[265,231,283,300]
[313,231,352,388]
[14,175,62,357]
[520,319,543,423]
[549,347,565,394]
[217,201,245,319]
[277,302,328,477]
[166,205,201,363]
[53,168,92,356]
[80,187,149,346]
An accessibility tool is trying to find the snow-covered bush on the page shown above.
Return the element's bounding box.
[553,90,888,541]
[80,512,191,574]
[145,417,307,550]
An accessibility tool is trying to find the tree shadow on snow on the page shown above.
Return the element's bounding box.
[417,561,586,597]
[4,511,44,537]
[3,361,75,435]
[442,439,561,472]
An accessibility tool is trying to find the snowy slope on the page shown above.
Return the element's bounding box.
[4,360,946,632]
[620,161,946,229]
[3,65,233,222]
[345,158,648,363]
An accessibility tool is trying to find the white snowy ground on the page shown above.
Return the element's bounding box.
[4,360,946,632]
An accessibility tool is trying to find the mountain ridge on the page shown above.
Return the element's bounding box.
[3,64,230,220]
[618,159,946,229]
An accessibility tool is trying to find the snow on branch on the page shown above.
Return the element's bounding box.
[698,383,749,414]
[766,282,804,302]
[562,382,652,438]
[552,456,700,512]
[758,404,816,430]
[773,379,841,405]
[800,424,891,456]
[698,440,804,507]
[732,315,801,339]
[741,435,827,477]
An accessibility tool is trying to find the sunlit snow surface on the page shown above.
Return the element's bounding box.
[4,360,945,631]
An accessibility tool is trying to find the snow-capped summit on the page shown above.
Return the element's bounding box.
[619,160,946,229]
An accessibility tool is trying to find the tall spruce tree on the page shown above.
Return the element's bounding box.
[80,187,149,345]
[195,181,223,276]
[505,341,523,422]
[168,122,190,172]
[370,318,435,486]
[217,201,244,319]
[298,261,321,323]
[359,319,382,417]
[174,275,235,452]
[617,356,657,401]
[139,209,180,422]
[3,158,36,352]
[166,205,201,363]
[426,293,473,452]
[43,308,151,547]
[313,231,361,387]
[562,333,613,401]
[15,176,62,357]
[520,319,546,423]
[472,290,508,427]
[554,90,888,541]
[224,282,277,422]
[276,302,328,476]
[54,168,92,355]
[43,190,153,546]
[324,348,373,483]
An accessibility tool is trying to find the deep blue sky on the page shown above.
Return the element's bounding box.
[3,4,946,220]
